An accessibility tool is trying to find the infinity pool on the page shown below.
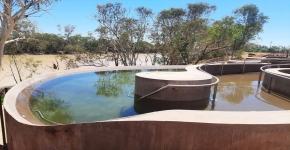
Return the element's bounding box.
[28,70,290,124]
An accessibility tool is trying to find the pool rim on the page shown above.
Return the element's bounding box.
[4,64,290,126]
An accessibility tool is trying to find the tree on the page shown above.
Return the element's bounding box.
[4,19,39,54]
[95,2,153,66]
[71,33,112,67]
[57,24,80,54]
[231,4,269,58]
[0,0,59,67]
[151,3,217,65]
[151,3,269,64]
[244,43,269,52]
[57,24,75,45]
[7,55,42,83]
[33,33,65,54]
[151,7,186,65]
[193,16,239,64]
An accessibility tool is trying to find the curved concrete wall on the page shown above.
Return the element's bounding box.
[4,64,290,150]
[134,71,212,113]
[135,72,211,101]
[262,68,290,98]
[5,110,290,150]
[261,58,290,64]
[189,63,266,75]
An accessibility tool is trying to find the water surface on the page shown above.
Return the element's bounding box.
[28,71,290,124]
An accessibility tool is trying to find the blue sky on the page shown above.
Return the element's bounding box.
[30,0,290,47]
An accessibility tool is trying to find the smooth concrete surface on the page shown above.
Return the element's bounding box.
[134,71,212,113]
[278,69,290,75]
[4,109,290,150]
[185,63,267,75]
[135,71,211,101]
[3,65,290,150]
[261,58,290,63]
[262,68,290,98]
[227,60,261,63]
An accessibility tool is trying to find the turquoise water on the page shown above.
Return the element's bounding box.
[29,71,290,125]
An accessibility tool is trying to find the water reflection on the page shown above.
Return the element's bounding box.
[28,71,290,124]
[29,69,184,124]
[30,92,74,124]
[94,71,138,97]
[93,69,176,97]
[213,73,290,111]
[218,81,254,104]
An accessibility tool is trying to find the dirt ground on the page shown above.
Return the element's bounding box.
[244,52,287,58]
[0,52,287,87]
[0,54,154,87]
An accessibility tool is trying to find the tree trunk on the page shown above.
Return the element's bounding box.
[231,49,235,60]
[0,16,17,67]
[0,42,4,68]
[194,56,203,65]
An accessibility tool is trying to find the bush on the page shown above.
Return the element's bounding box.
[1,96,4,104]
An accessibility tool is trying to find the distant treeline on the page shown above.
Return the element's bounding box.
[5,32,156,55]
[244,43,289,53]
[5,2,279,66]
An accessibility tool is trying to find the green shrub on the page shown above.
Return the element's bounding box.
[1,96,4,104]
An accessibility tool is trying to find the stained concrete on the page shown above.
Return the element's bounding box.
[3,65,290,150]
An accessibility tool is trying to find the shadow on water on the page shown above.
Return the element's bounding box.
[120,105,138,117]
[134,94,209,114]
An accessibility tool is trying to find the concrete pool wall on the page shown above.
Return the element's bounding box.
[262,68,290,98]
[4,64,290,149]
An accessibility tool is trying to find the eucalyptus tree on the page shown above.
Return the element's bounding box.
[33,33,65,54]
[230,4,269,59]
[95,2,153,66]
[244,43,269,52]
[82,32,99,53]
[151,3,268,65]
[0,0,60,67]
[181,3,218,64]
[193,16,239,64]
[57,24,76,45]
[194,4,268,63]
[151,7,186,65]
[151,2,217,65]
[4,19,38,54]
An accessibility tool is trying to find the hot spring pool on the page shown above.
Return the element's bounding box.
[27,70,290,124]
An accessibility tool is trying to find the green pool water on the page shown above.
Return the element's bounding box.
[28,70,290,125]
